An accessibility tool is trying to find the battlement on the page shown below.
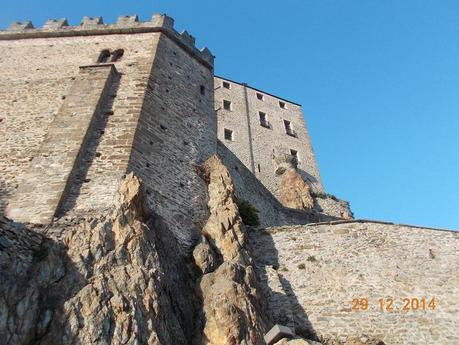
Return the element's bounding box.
[0,14,214,69]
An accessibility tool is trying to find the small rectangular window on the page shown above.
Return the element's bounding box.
[223,81,231,89]
[259,112,266,122]
[279,101,287,109]
[256,93,264,101]
[200,85,205,95]
[224,128,233,141]
[223,100,232,111]
[259,112,270,128]
[284,120,292,131]
[284,120,297,137]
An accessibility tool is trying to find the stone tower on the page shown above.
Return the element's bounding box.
[0,14,216,245]
[214,77,323,199]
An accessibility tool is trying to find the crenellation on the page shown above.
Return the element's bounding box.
[151,13,174,29]
[43,18,69,29]
[116,15,139,26]
[180,30,196,46]
[81,16,104,26]
[0,14,213,70]
[7,21,34,30]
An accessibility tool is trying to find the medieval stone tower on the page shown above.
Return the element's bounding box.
[0,14,341,235]
[1,14,217,245]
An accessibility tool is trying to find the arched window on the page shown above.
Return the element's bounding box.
[111,49,124,62]
[97,49,111,63]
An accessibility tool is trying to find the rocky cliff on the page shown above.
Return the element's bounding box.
[0,156,272,345]
[0,172,200,344]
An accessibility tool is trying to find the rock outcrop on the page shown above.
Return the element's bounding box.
[0,173,199,345]
[279,169,314,210]
[273,153,314,210]
[194,155,269,345]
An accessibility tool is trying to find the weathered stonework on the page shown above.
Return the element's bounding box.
[214,76,324,201]
[250,221,459,344]
[0,15,216,248]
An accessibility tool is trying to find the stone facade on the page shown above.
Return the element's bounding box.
[0,15,215,247]
[250,221,459,344]
[214,76,324,202]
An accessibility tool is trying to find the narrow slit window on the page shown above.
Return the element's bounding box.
[97,49,111,63]
[279,101,287,109]
[223,81,231,89]
[290,149,299,162]
[224,128,233,141]
[223,100,232,111]
[200,85,205,95]
[256,93,264,101]
[257,164,261,172]
[111,49,124,62]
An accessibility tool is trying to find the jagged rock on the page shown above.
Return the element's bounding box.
[193,235,220,274]
[0,174,197,345]
[200,262,266,345]
[197,155,269,345]
[279,169,314,209]
[273,152,314,210]
[201,155,250,264]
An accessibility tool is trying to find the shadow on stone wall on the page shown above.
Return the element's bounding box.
[249,230,319,341]
[56,74,121,217]
[218,140,324,227]
[298,168,320,192]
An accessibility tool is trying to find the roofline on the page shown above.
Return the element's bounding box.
[215,75,302,107]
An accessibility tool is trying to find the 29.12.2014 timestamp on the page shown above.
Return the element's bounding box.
[351,297,437,312]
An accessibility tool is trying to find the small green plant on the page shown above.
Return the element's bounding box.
[311,192,338,201]
[307,255,317,263]
[297,263,306,269]
[237,199,260,227]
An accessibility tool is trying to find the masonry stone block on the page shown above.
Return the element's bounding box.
[264,324,295,345]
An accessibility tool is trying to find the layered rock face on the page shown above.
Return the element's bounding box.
[0,157,272,345]
[194,155,269,345]
[0,173,199,345]
[274,154,314,211]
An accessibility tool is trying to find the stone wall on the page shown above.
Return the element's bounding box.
[0,15,216,242]
[0,30,161,217]
[218,141,331,228]
[128,32,216,248]
[7,64,119,223]
[214,76,324,201]
[249,221,459,344]
[313,195,353,220]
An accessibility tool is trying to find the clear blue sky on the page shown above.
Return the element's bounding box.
[1,1,458,230]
